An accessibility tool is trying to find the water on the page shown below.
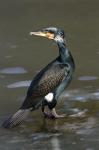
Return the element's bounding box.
[0,0,99,149]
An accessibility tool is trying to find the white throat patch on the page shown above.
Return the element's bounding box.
[45,93,54,102]
[54,35,64,43]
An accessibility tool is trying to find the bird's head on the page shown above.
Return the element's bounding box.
[30,27,65,43]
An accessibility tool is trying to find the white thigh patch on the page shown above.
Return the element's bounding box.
[45,93,54,102]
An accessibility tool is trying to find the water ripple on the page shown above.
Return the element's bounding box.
[0,67,27,74]
[78,76,98,81]
[62,89,99,102]
[7,80,31,88]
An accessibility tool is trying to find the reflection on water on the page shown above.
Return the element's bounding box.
[0,0,99,149]
[51,136,61,150]
[78,76,98,81]
[62,89,99,102]
[0,114,98,150]
[7,80,31,88]
[0,67,27,74]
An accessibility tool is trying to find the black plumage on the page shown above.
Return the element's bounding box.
[2,27,75,128]
[21,61,68,109]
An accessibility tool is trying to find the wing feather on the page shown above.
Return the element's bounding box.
[21,63,70,109]
[27,63,68,97]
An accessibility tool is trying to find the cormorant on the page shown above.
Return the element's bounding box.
[2,27,75,128]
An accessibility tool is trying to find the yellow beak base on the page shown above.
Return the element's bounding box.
[30,31,54,39]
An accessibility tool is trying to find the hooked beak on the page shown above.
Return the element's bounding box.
[30,31,54,40]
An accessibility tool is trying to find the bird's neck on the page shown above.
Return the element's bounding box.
[57,41,71,63]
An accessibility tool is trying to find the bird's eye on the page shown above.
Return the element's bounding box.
[48,30,54,34]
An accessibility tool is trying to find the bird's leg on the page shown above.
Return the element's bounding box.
[42,93,66,119]
[41,103,53,118]
[50,108,66,119]
[43,107,66,119]
[41,100,47,114]
[42,98,66,119]
[41,99,52,117]
[41,93,55,118]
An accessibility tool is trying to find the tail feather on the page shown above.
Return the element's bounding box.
[2,109,30,128]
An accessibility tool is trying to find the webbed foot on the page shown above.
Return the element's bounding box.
[43,108,66,119]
